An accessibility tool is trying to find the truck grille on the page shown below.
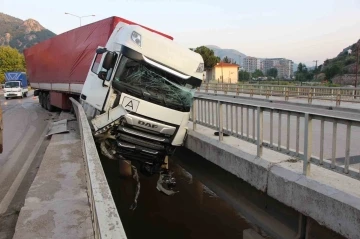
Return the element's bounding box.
[117,126,170,143]
[117,133,165,151]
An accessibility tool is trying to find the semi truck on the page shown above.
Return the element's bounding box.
[4,72,28,99]
[24,16,204,191]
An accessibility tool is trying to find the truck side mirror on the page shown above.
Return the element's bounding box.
[102,52,117,70]
[98,71,107,80]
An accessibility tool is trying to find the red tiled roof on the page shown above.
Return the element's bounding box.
[214,62,240,67]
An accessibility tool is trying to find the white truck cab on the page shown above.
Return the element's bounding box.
[80,24,203,176]
[4,72,28,100]
[4,81,28,99]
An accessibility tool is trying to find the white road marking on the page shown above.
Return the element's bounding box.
[0,126,36,185]
[0,123,49,214]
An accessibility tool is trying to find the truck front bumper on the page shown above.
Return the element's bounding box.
[4,92,22,98]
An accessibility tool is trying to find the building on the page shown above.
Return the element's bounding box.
[262,58,294,79]
[205,62,239,84]
[243,56,260,73]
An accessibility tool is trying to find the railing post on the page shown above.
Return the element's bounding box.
[336,89,341,106]
[285,88,289,101]
[344,121,351,174]
[283,87,286,97]
[192,99,197,131]
[218,101,223,141]
[303,113,312,176]
[236,86,239,95]
[205,83,209,93]
[257,107,263,157]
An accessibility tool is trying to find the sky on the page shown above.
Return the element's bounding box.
[1,0,360,66]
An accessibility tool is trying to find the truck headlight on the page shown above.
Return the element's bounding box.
[196,63,204,73]
[131,31,142,47]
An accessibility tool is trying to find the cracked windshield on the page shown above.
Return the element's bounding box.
[113,56,195,110]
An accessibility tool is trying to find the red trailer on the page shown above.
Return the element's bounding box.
[24,16,173,111]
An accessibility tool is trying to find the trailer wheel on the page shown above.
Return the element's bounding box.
[46,94,55,112]
[39,93,45,108]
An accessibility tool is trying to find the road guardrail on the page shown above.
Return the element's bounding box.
[190,96,360,180]
[199,83,360,106]
[70,98,127,239]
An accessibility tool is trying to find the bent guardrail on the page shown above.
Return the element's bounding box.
[190,96,360,180]
[70,98,127,239]
[198,83,360,106]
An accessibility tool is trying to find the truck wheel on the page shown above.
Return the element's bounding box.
[46,94,55,112]
[24,92,27,97]
[39,93,44,108]
[5,97,8,100]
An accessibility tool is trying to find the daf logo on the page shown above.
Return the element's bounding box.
[138,120,158,129]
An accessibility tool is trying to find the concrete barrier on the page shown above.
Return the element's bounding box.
[185,124,360,239]
[70,98,127,239]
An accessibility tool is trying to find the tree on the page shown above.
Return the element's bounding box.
[324,64,342,81]
[297,63,308,73]
[295,63,315,81]
[238,70,250,81]
[266,68,278,78]
[252,69,264,78]
[194,46,220,70]
[222,56,237,64]
[222,56,231,63]
[0,46,26,83]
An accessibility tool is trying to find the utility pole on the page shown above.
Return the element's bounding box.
[355,40,359,99]
[221,62,224,84]
[313,60,318,81]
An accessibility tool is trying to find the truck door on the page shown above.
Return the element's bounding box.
[81,48,117,111]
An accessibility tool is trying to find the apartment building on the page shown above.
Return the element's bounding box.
[243,56,260,73]
[263,58,294,79]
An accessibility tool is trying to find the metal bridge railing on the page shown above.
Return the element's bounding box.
[198,83,360,106]
[70,98,127,239]
[190,96,360,180]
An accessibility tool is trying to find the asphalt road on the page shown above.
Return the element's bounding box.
[0,92,58,239]
[195,93,360,170]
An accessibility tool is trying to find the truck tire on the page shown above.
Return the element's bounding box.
[46,94,55,112]
[24,92,27,97]
[39,93,44,108]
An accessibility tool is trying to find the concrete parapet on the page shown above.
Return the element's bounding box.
[185,123,360,239]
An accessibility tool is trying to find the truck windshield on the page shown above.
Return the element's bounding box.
[112,56,196,112]
[5,82,20,88]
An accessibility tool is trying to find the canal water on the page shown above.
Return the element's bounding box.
[101,148,271,239]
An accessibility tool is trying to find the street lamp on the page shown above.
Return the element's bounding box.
[355,40,360,99]
[65,12,95,26]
